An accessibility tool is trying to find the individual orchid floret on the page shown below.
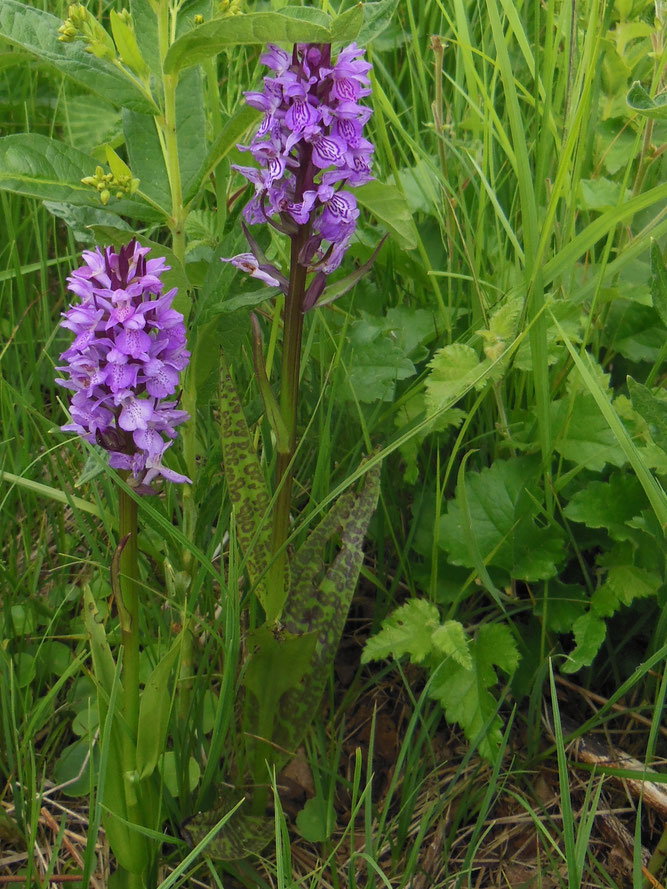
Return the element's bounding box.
[56,240,191,493]
[221,253,283,288]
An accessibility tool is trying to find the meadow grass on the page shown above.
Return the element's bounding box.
[1,0,666,886]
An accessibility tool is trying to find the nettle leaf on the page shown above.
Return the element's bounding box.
[218,359,272,607]
[551,394,626,472]
[627,378,667,453]
[431,620,473,669]
[439,457,566,582]
[561,612,607,674]
[425,343,486,418]
[627,81,667,120]
[355,181,419,249]
[0,0,155,113]
[269,462,381,760]
[429,623,519,759]
[650,240,667,327]
[361,598,441,664]
[563,472,647,540]
[592,564,660,617]
[163,12,331,75]
[345,322,415,402]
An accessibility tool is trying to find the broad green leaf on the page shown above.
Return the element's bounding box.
[430,620,472,669]
[0,134,160,221]
[357,0,400,44]
[604,302,665,363]
[592,564,660,617]
[579,177,631,211]
[361,598,441,664]
[0,0,155,113]
[345,330,415,402]
[57,92,122,157]
[129,0,160,74]
[53,738,98,797]
[627,81,667,120]
[561,612,607,674]
[187,104,261,203]
[136,641,180,779]
[650,240,667,327]
[159,751,200,796]
[628,378,667,453]
[429,623,519,759]
[272,463,381,759]
[296,795,331,843]
[218,358,272,604]
[122,109,171,214]
[533,583,588,633]
[163,12,331,74]
[551,394,626,472]
[176,67,208,201]
[45,201,130,244]
[181,792,271,861]
[331,4,364,43]
[355,181,418,249]
[439,457,566,582]
[279,6,331,29]
[563,473,647,540]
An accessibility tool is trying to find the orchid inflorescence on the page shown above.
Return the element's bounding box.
[224,41,374,307]
[56,240,191,493]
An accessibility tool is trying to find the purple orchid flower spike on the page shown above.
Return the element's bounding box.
[221,39,377,302]
[56,240,191,492]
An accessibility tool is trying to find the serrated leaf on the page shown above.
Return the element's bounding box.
[163,12,332,74]
[425,343,482,417]
[627,378,667,453]
[593,564,660,616]
[355,181,418,249]
[439,457,566,582]
[429,623,519,759]
[563,472,647,540]
[431,620,472,669]
[627,81,667,120]
[345,334,415,402]
[561,612,607,674]
[579,177,631,211]
[361,598,440,664]
[649,240,667,327]
[0,134,159,221]
[0,0,155,113]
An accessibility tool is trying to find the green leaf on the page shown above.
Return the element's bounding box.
[355,181,419,249]
[57,92,122,157]
[296,795,331,843]
[331,4,364,43]
[429,623,519,759]
[345,330,415,402]
[627,378,667,453]
[122,109,171,214]
[579,177,631,211]
[0,134,159,221]
[187,104,261,203]
[159,751,200,796]
[135,642,180,780]
[551,394,627,472]
[176,67,208,201]
[563,472,647,540]
[627,81,667,120]
[592,564,660,617]
[163,12,332,74]
[649,240,667,327]
[0,0,155,113]
[430,620,473,669]
[357,0,401,45]
[533,583,588,633]
[218,358,272,605]
[130,0,160,74]
[439,457,566,582]
[361,598,441,664]
[561,612,607,674]
[425,343,483,417]
[272,463,381,760]
[109,10,148,78]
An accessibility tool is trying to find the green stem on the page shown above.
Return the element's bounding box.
[267,233,309,622]
[117,486,145,887]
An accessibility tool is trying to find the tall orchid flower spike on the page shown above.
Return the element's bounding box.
[222,40,375,296]
[56,240,191,493]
